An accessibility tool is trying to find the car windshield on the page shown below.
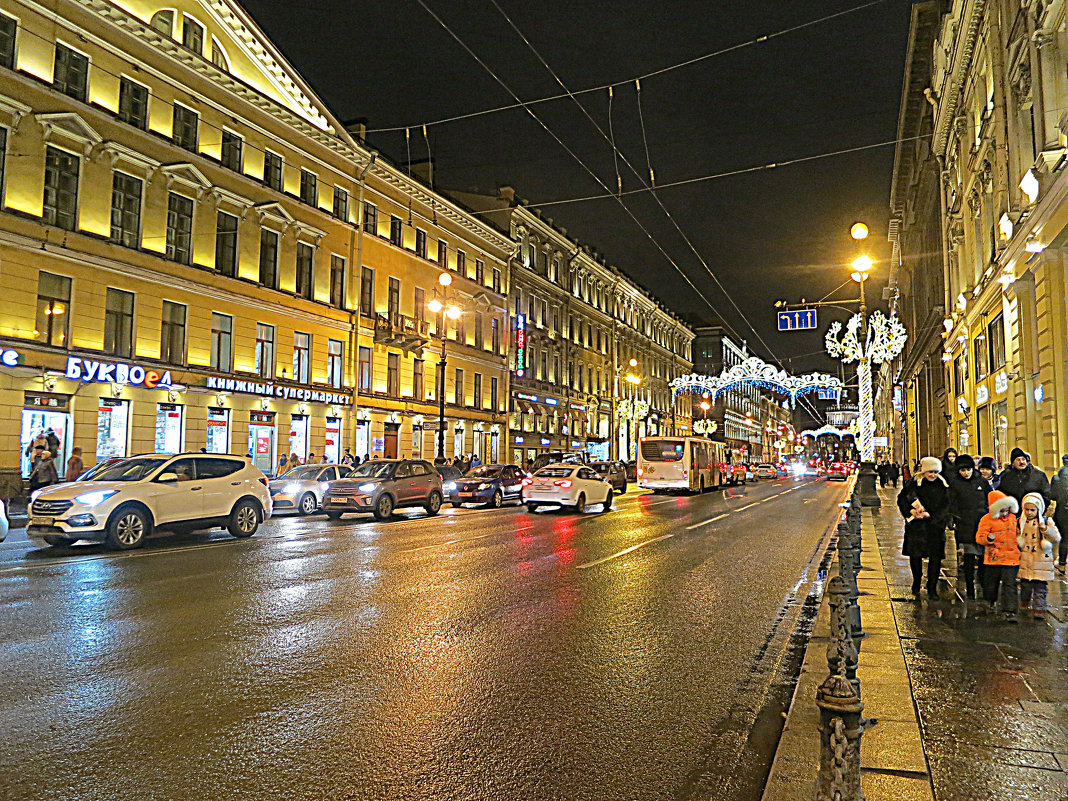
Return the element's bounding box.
[592,463,612,472]
[349,461,396,479]
[86,457,169,482]
[535,467,573,478]
[759,464,775,469]
[280,466,322,480]
[465,466,503,478]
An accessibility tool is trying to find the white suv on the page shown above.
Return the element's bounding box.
[28,454,272,550]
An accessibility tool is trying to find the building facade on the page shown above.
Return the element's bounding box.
[451,189,693,464]
[0,0,511,481]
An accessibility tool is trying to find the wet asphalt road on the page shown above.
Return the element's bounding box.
[0,475,850,801]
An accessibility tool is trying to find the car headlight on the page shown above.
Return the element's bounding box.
[444,481,457,491]
[357,483,377,493]
[74,489,118,506]
[477,483,491,490]
[283,483,302,494]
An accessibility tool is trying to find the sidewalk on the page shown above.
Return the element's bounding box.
[763,484,1068,801]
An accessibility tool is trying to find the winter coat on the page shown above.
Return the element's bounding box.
[947,472,993,555]
[997,464,1052,505]
[64,455,84,482]
[897,475,951,558]
[1017,492,1062,582]
[941,449,958,476]
[1050,466,1068,529]
[889,463,900,480]
[30,457,59,488]
[976,492,1020,566]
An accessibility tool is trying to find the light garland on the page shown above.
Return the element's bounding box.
[693,419,718,435]
[670,356,843,402]
[617,399,651,421]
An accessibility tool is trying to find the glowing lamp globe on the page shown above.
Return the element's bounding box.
[446,305,462,320]
[427,298,444,313]
[850,222,869,241]
[437,272,453,287]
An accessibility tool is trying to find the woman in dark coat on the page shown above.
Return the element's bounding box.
[898,456,953,599]
[940,447,958,476]
[946,454,992,600]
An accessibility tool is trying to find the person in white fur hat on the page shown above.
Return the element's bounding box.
[1017,492,1061,620]
[896,455,952,599]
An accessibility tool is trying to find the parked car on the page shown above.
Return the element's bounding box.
[435,463,463,493]
[0,498,7,542]
[755,463,778,480]
[323,459,443,520]
[270,464,353,515]
[449,464,527,508]
[591,460,628,493]
[521,464,613,513]
[624,460,637,482]
[27,454,271,550]
[827,462,849,481]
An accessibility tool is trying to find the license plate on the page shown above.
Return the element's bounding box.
[459,492,473,497]
[329,498,347,505]
[30,517,53,527]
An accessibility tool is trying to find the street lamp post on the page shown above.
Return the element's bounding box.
[427,272,462,462]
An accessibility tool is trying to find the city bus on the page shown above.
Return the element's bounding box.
[637,436,734,493]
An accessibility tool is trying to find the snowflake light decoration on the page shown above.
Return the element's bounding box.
[670,356,842,402]
[825,310,907,365]
[617,399,650,421]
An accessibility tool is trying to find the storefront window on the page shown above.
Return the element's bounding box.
[96,398,130,461]
[206,407,230,454]
[325,417,342,463]
[355,420,369,460]
[412,424,423,458]
[20,401,71,478]
[288,414,308,462]
[248,412,275,475]
[154,403,184,453]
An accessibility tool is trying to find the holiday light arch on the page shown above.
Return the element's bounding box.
[798,422,859,441]
[670,356,843,403]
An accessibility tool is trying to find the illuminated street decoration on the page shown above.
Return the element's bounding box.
[825,311,906,460]
[670,356,842,402]
[616,399,650,421]
[693,419,718,435]
[799,421,859,440]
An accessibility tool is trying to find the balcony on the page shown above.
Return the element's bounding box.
[374,313,430,352]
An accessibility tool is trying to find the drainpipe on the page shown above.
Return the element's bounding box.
[348,152,376,452]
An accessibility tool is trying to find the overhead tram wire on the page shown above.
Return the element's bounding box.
[485,0,829,422]
[411,0,749,347]
[366,0,886,134]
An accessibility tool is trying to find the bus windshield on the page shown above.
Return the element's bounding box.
[640,439,685,462]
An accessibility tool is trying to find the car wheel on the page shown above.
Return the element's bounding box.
[43,535,74,547]
[602,489,613,511]
[451,502,462,508]
[227,499,260,538]
[526,503,539,513]
[373,494,394,521]
[298,492,317,516]
[424,491,442,516]
[326,512,343,520]
[489,490,503,509]
[574,492,586,514]
[106,505,149,550]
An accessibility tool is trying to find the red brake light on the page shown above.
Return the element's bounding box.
[521,477,532,486]
[554,479,573,488]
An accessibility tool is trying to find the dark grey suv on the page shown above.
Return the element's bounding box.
[592,461,628,493]
[322,459,443,520]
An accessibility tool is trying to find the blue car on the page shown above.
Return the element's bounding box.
[449,464,528,508]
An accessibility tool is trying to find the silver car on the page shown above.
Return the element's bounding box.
[270,464,353,515]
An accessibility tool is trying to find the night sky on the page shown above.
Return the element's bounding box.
[242,0,912,378]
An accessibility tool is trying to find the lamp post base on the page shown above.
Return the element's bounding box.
[858,461,881,507]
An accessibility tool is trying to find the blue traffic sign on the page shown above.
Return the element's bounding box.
[777,309,818,331]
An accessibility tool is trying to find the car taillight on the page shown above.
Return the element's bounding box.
[554,480,573,488]
[521,478,532,486]
[683,469,688,477]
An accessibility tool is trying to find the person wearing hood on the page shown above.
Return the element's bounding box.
[1016,492,1061,620]
[29,449,59,493]
[977,457,1000,492]
[897,456,952,599]
[941,448,958,476]
[976,490,1021,620]
[1048,454,1068,572]
[947,454,992,600]
[998,447,1051,505]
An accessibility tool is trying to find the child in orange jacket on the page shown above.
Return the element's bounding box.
[976,490,1021,619]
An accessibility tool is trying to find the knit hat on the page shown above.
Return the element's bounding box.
[919,456,941,473]
[1021,491,1046,520]
[1010,447,1030,463]
[978,456,996,471]
[955,454,975,471]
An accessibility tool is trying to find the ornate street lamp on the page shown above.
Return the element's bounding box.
[427,272,463,461]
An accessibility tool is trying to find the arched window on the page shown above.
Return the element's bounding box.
[150,10,174,37]
[211,37,230,71]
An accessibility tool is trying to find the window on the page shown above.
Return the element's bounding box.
[210,312,233,372]
[53,43,88,102]
[255,323,275,378]
[211,40,229,70]
[473,373,482,410]
[454,368,464,405]
[973,335,988,380]
[475,258,484,284]
[437,239,447,266]
[493,268,501,294]
[953,354,965,398]
[43,146,79,231]
[329,254,346,308]
[414,287,425,324]
[455,313,465,344]
[455,250,467,277]
[413,358,424,399]
[160,301,186,364]
[215,211,238,277]
[264,150,283,191]
[363,202,377,234]
[0,128,6,197]
[358,346,372,391]
[415,229,427,258]
[150,10,174,36]
[103,288,134,358]
[360,267,374,316]
[388,276,400,319]
[474,312,483,349]
[491,318,500,353]
[0,14,15,70]
[172,104,198,151]
[182,15,204,53]
[296,242,314,300]
[300,169,317,206]
[221,130,243,172]
[110,171,142,248]
[387,353,400,396]
[327,339,343,388]
[259,228,279,288]
[988,314,1006,370]
[490,377,498,411]
[332,185,349,220]
[35,271,71,347]
[293,332,310,383]
[118,77,149,129]
[166,193,194,264]
[389,215,402,246]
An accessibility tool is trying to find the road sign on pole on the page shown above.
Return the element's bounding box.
[777,309,818,331]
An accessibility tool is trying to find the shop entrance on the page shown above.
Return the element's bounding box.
[248,412,276,475]
[354,420,369,461]
[206,407,231,454]
[384,422,400,459]
[412,424,423,458]
[154,403,184,453]
[325,417,342,464]
[96,398,130,461]
[288,414,309,462]
[20,398,71,477]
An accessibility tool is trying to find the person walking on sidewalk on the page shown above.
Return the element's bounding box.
[947,454,992,601]
[897,456,952,600]
[1049,454,1068,572]
[998,447,1051,505]
[976,490,1021,621]
[889,461,900,488]
[941,448,958,476]
[978,456,1000,491]
[64,446,84,482]
[1016,492,1061,620]
[29,450,59,493]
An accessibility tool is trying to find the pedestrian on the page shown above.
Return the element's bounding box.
[341,448,354,466]
[998,447,1051,505]
[977,456,1000,491]
[878,460,890,488]
[364,453,370,463]
[44,427,60,457]
[199,447,207,453]
[897,456,952,600]
[976,490,1021,620]
[29,450,59,493]
[470,452,481,468]
[287,452,301,470]
[65,446,84,482]
[901,461,912,484]
[1047,454,1068,573]
[941,447,958,476]
[946,454,992,601]
[889,461,900,488]
[277,454,288,475]
[1016,492,1060,620]
[353,454,362,466]
[307,452,317,465]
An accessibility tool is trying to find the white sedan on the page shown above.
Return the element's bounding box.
[522,464,613,513]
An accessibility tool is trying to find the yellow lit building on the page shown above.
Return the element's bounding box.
[0,0,511,480]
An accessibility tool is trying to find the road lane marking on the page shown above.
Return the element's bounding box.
[735,503,757,511]
[575,534,674,569]
[685,513,729,530]
[394,524,534,554]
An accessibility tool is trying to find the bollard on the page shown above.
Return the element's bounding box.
[837,523,865,643]
[814,675,866,801]
[826,575,860,698]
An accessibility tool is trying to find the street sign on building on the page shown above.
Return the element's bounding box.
[776,309,818,331]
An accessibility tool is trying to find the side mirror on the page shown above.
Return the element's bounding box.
[157,472,179,483]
